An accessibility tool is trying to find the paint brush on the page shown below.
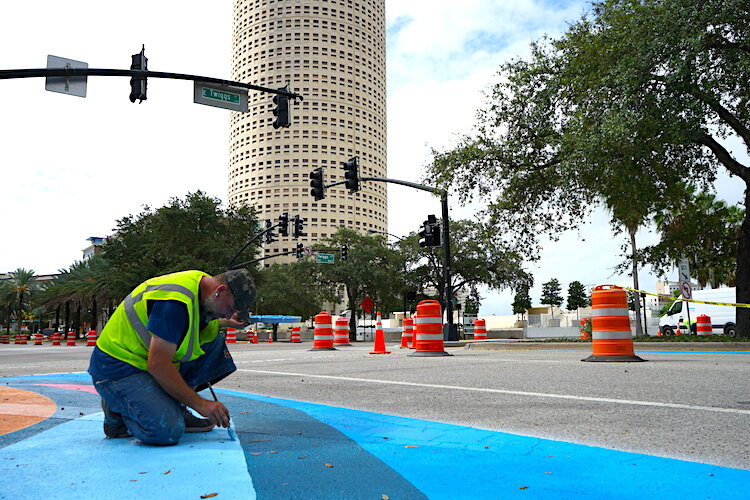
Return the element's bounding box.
[207,382,236,441]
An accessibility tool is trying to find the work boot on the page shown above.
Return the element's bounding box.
[182,406,215,433]
[101,399,131,439]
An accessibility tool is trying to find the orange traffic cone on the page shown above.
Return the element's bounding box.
[268,332,273,343]
[250,330,258,343]
[370,312,391,354]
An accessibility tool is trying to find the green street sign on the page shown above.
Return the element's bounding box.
[193,81,248,112]
[202,87,241,104]
[315,253,335,264]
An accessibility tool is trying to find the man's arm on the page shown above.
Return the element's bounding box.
[147,335,230,428]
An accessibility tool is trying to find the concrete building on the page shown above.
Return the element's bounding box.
[228,0,388,263]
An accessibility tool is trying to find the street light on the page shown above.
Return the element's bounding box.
[367,228,405,242]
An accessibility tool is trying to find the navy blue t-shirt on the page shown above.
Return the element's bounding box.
[88,300,205,381]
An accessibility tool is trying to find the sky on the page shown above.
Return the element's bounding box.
[0,1,746,315]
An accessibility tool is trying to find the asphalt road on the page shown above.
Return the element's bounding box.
[2,341,748,470]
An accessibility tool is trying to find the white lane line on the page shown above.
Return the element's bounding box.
[237,369,750,416]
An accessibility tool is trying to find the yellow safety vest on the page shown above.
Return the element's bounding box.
[96,270,220,371]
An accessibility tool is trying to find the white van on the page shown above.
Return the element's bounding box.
[659,287,737,337]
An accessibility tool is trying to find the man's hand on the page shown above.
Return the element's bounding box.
[218,313,247,329]
[195,399,231,428]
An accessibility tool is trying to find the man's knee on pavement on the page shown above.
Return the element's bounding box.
[136,403,185,446]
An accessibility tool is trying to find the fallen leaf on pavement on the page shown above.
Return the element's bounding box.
[163,469,171,475]
[519,486,529,490]
[325,463,334,468]
[250,452,263,455]
[382,495,389,500]
[404,446,419,449]
[297,456,307,459]
[200,494,218,498]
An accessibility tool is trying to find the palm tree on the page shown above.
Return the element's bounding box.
[0,280,15,334]
[38,256,116,332]
[6,268,38,333]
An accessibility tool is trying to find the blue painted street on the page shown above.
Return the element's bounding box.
[2,371,748,499]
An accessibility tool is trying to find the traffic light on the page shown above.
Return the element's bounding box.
[418,214,441,247]
[278,213,289,237]
[341,244,348,261]
[272,85,291,129]
[293,215,307,238]
[129,45,147,103]
[296,242,304,258]
[265,219,276,244]
[342,156,360,193]
[309,168,325,201]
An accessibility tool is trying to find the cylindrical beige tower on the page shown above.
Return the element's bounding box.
[229,0,387,263]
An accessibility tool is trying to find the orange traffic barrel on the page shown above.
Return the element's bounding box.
[34,333,43,346]
[696,314,712,336]
[409,300,451,357]
[473,319,487,340]
[400,317,414,348]
[582,285,644,362]
[0,334,7,344]
[66,331,76,346]
[579,318,590,339]
[51,332,61,346]
[334,317,352,346]
[289,326,301,343]
[226,328,237,344]
[16,333,27,345]
[86,330,97,346]
[310,312,336,351]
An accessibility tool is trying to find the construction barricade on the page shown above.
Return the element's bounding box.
[409,300,451,357]
[582,285,644,362]
[86,330,97,346]
[400,317,414,348]
[15,333,27,345]
[66,331,76,346]
[473,319,487,340]
[310,312,336,351]
[289,326,301,343]
[51,332,61,346]
[249,330,258,344]
[0,333,8,344]
[696,314,712,336]
[334,317,352,346]
[370,311,391,354]
[34,333,43,345]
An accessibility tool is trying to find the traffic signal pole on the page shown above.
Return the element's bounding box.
[325,175,457,340]
[0,67,303,101]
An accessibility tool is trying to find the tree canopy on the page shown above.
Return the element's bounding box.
[101,191,260,299]
[428,0,750,334]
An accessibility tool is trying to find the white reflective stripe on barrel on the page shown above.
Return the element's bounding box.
[315,323,332,329]
[415,316,442,324]
[416,333,443,340]
[592,330,633,339]
[592,307,629,317]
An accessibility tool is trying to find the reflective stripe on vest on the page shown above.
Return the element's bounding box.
[123,283,196,363]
